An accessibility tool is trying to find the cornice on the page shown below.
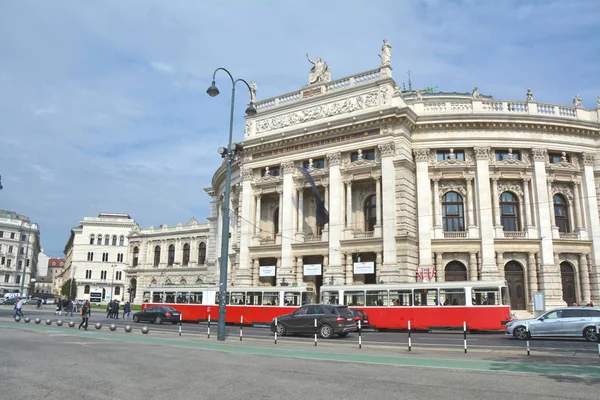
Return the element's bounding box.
[413,120,599,136]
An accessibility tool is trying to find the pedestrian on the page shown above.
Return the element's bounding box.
[106,301,112,318]
[66,299,74,317]
[79,301,91,330]
[123,302,131,319]
[113,300,120,319]
[55,299,62,315]
[13,297,24,318]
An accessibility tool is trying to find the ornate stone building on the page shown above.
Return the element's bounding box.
[208,40,600,311]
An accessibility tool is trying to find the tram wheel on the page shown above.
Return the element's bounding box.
[513,326,530,340]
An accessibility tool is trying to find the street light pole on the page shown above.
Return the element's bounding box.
[19,222,33,296]
[207,68,256,341]
[110,264,116,301]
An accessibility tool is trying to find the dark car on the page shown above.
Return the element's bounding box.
[133,306,181,324]
[271,304,356,339]
[350,309,370,330]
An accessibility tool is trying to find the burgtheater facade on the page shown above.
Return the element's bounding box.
[209,41,600,310]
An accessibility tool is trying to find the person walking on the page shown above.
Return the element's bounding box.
[123,302,131,320]
[113,300,120,319]
[79,301,91,330]
[13,298,24,318]
[55,298,62,315]
[106,301,112,318]
[66,299,74,317]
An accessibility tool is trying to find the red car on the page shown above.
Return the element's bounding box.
[351,309,370,330]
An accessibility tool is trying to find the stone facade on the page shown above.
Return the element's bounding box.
[208,45,600,311]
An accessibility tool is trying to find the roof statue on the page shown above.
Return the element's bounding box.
[249,81,257,103]
[573,94,582,108]
[597,96,600,109]
[379,39,392,67]
[306,53,331,85]
[472,86,480,99]
[526,88,534,102]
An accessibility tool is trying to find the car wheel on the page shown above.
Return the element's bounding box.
[155,316,163,324]
[513,326,530,340]
[338,332,349,338]
[133,315,140,323]
[319,324,334,339]
[276,323,286,336]
[584,326,598,342]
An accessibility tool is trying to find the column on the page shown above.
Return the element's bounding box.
[527,252,538,311]
[414,149,433,269]
[523,179,536,237]
[466,177,477,237]
[326,152,343,281]
[531,148,559,306]
[492,178,503,237]
[582,153,600,303]
[374,176,382,237]
[379,142,398,281]
[469,252,478,281]
[238,169,255,285]
[474,147,498,278]
[296,187,305,240]
[345,179,353,233]
[436,253,444,282]
[254,194,262,235]
[296,257,304,284]
[277,189,283,240]
[579,254,591,304]
[547,179,559,239]
[496,252,505,279]
[573,181,585,238]
[252,259,259,286]
[433,179,442,237]
[345,253,353,285]
[376,252,382,283]
[322,183,329,240]
[280,162,296,282]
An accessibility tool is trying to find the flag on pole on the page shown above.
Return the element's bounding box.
[297,167,329,227]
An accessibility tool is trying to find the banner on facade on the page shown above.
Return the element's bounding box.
[303,264,322,276]
[259,266,276,277]
[416,267,436,282]
[353,261,375,274]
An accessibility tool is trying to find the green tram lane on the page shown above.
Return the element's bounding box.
[1,321,599,378]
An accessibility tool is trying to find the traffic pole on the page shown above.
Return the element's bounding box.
[178,313,182,337]
[358,320,362,349]
[463,321,467,354]
[596,324,599,358]
[274,317,278,345]
[526,322,530,356]
[408,320,412,352]
[314,318,318,347]
[240,316,243,341]
[207,314,211,339]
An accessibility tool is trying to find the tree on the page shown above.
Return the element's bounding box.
[61,279,77,299]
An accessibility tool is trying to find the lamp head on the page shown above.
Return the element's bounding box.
[217,146,227,157]
[206,81,219,97]
[245,102,257,117]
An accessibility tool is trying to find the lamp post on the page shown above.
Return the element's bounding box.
[207,68,256,341]
[110,264,116,301]
[19,222,33,296]
[0,174,3,191]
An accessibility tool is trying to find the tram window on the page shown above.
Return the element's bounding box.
[302,292,314,305]
[344,291,365,306]
[152,292,164,303]
[321,290,339,305]
[389,290,412,306]
[175,292,186,304]
[472,288,499,305]
[190,292,203,304]
[143,291,151,303]
[284,292,300,306]
[246,292,262,305]
[413,289,438,306]
[501,287,510,305]
[439,289,466,306]
[366,290,387,306]
[165,293,175,303]
[262,292,278,305]
[229,292,246,305]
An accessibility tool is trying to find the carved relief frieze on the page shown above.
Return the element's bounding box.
[531,148,548,162]
[438,180,467,197]
[431,148,473,167]
[497,180,524,197]
[380,85,391,105]
[473,147,491,160]
[241,168,255,182]
[552,182,574,201]
[282,161,296,174]
[413,148,430,163]
[326,152,342,166]
[378,142,396,157]
[255,91,380,133]
[583,152,596,166]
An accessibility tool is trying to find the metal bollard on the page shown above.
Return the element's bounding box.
[95,323,102,330]
[358,320,362,349]
[463,321,467,354]
[124,325,132,333]
[207,315,211,339]
[179,313,182,337]
[408,320,412,352]
[240,316,243,341]
[314,318,318,347]
[141,326,149,334]
[274,317,278,344]
[109,324,117,331]
[526,322,530,356]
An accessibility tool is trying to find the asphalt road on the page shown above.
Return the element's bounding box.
[2,305,598,355]
[0,319,598,400]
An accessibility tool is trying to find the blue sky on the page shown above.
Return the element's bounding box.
[0,1,599,257]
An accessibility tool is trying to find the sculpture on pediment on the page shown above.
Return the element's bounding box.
[472,86,480,99]
[415,89,423,101]
[573,95,582,108]
[306,53,331,85]
[379,39,392,66]
[597,96,600,109]
[526,89,534,102]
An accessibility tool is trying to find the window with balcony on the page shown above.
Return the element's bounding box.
[182,243,190,266]
[303,158,325,169]
[495,149,521,161]
[442,191,465,232]
[351,149,375,162]
[437,149,465,161]
[553,194,570,232]
[133,247,139,267]
[364,195,377,232]
[549,152,568,164]
[168,245,175,266]
[198,242,206,265]
[153,246,161,267]
[500,192,520,231]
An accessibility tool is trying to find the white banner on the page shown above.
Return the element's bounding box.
[259,266,276,277]
[303,264,322,276]
[353,261,375,274]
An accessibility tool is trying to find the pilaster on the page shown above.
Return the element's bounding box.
[280,161,296,282]
[379,142,398,281]
[237,168,254,285]
[474,147,498,279]
[414,148,433,269]
[326,152,343,280]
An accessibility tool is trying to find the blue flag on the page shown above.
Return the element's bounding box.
[297,167,329,227]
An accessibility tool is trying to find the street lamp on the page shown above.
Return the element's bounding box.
[110,264,116,301]
[207,67,256,341]
[0,174,3,191]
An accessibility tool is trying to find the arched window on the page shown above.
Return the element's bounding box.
[104,234,110,245]
[168,244,175,266]
[112,235,117,246]
[182,244,190,266]
[553,194,570,233]
[198,242,206,264]
[500,192,520,231]
[445,261,467,281]
[89,235,95,245]
[132,247,139,267]
[273,207,279,238]
[119,235,125,246]
[442,192,464,232]
[97,235,102,245]
[153,246,161,267]
[84,285,90,294]
[115,286,121,296]
[364,195,377,232]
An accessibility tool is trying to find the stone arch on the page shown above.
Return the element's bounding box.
[504,260,526,310]
[445,261,467,281]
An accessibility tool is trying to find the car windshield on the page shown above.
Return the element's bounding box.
[160,306,177,312]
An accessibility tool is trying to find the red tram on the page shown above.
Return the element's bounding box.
[142,280,511,331]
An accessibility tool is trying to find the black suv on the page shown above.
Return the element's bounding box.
[271,304,356,339]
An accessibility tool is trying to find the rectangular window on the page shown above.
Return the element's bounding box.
[414,288,438,306]
[21,235,26,241]
[343,290,366,306]
[263,166,280,177]
[20,247,24,255]
[142,291,150,303]
[0,231,3,238]
[303,158,325,169]
[366,290,388,306]
[228,292,246,305]
[320,290,340,305]
[1,257,5,265]
[18,260,22,269]
[189,292,203,304]
[16,275,20,284]
[10,232,15,239]
[351,149,375,162]
[549,152,567,164]
[262,292,278,306]
[389,290,413,306]
[6,259,11,268]
[439,289,466,306]
[437,150,465,161]
[152,292,164,303]
[4,274,9,283]
[472,288,500,305]
[284,291,301,306]
[495,150,521,161]
[165,293,175,303]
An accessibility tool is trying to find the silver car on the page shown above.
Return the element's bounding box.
[506,307,600,342]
